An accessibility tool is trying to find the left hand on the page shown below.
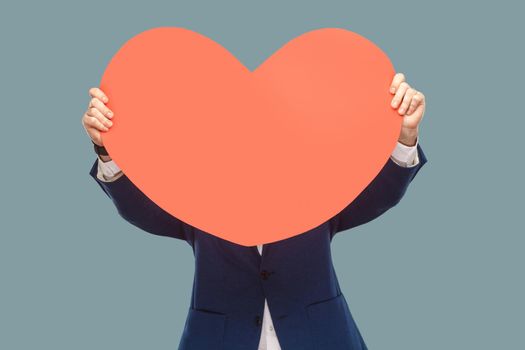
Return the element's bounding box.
[389,73,426,146]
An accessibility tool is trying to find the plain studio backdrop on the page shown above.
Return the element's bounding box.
[1,1,523,349]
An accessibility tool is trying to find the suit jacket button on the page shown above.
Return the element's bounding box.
[260,270,271,280]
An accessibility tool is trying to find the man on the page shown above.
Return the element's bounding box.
[82,72,427,349]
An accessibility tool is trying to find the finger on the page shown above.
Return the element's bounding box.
[87,115,109,132]
[85,114,109,132]
[87,107,113,128]
[88,87,109,103]
[406,91,424,115]
[390,73,406,94]
[398,88,417,115]
[88,98,113,119]
[391,82,410,109]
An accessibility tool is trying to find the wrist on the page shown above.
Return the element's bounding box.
[398,127,419,147]
[92,139,110,159]
[98,155,112,162]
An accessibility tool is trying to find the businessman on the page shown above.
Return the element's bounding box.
[82,72,428,350]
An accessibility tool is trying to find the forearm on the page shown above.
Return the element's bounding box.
[330,142,427,237]
[89,158,191,242]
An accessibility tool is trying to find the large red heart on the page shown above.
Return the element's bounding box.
[100,27,401,246]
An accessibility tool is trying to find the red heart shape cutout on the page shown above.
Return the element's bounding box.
[100,27,401,246]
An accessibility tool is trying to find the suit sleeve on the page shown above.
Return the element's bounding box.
[329,143,428,239]
[89,158,194,244]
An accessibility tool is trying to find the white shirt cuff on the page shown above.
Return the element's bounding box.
[390,139,419,168]
[96,156,123,182]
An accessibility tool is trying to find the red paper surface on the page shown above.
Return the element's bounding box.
[100,27,401,246]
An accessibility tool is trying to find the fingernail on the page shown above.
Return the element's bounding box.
[107,120,113,127]
[399,107,405,114]
[391,100,397,107]
[107,111,113,118]
[103,97,108,102]
[390,87,396,93]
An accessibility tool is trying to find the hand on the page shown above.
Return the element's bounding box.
[389,73,426,146]
[81,87,114,147]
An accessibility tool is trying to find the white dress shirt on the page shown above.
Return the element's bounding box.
[95,140,420,350]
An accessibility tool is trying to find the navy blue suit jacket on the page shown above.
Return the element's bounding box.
[89,144,427,350]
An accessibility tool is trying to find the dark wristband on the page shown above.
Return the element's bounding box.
[92,140,109,156]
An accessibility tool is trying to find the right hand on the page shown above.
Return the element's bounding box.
[81,87,114,147]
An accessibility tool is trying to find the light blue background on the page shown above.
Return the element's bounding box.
[1,1,523,349]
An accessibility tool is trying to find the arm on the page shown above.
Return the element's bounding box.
[82,87,193,244]
[90,156,194,244]
[328,72,429,238]
[329,142,427,238]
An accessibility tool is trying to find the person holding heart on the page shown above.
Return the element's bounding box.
[82,72,427,350]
